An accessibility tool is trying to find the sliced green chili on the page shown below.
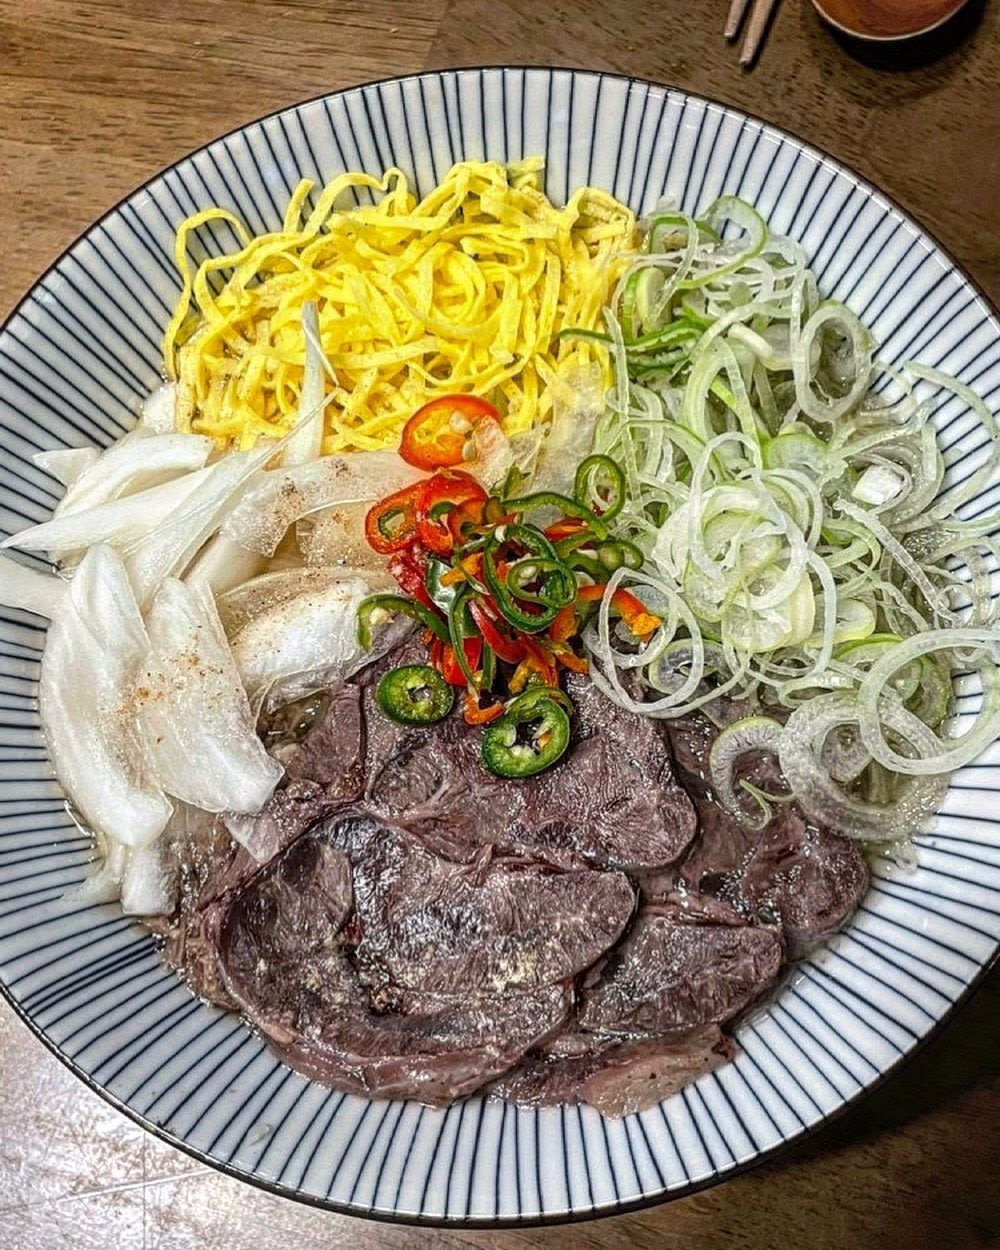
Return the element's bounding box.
[447,585,480,687]
[482,496,507,526]
[499,463,525,500]
[357,593,448,650]
[377,665,454,725]
[506,558,577,608]
[574,454,625,522]
[481,691,571,778]
[427,498,455,523]
[563,551,604,579]
[504,683,574,718]
[481,641,497,691]
[425,558,460,616]
[596,539,644,572]
[503,490,609,539]
[483,525,575,632]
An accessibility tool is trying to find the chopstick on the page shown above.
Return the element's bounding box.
[724,0,781,68]
[741,0,780,65]
[724,0,752,39]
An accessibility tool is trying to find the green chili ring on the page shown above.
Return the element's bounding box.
[481,691,571,778]
[376,665,454,726]
[505,684,574,718]
[357,594,449,650]
[574,454,626,522]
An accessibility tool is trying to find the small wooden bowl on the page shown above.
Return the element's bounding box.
[811,0,972,40]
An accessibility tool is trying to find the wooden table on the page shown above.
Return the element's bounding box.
[1,2,998,1246]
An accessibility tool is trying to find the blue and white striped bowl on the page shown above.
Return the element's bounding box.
[1,68,998,1226]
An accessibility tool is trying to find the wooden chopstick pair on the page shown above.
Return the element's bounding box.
[725,0,781,67]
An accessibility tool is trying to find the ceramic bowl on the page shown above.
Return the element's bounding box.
[1,68,998,1225]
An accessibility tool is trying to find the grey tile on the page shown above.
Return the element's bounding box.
[0,1006,145,1210]
[0,1187,145,1250]
[143,1171,359,1250]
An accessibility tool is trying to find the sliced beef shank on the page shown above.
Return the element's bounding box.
[197,638,698,879]
[578,897,782,1035]
[156,634,871,1113]
[273,682,366,797]
[206,810,645,1104]
[358,653,697,873]
[313,811,636,994]
[491,1026,737,1116]
[493,891,778,1115]
[663,715,868,954]
[514,675,698,871]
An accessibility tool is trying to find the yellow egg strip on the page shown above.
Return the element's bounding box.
[164,160,638,453]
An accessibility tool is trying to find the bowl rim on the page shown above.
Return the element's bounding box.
[1,64,998,1229]
[809,0,972,43]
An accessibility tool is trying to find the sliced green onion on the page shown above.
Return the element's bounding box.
[708,716,784,827]
[778,694,949,841]
[857,630,1000,775]
[579,193,1000,842]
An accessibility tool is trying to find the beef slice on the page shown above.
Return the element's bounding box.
[491,1026,737,1117]
[664,715,868,955]
[314,810,636,994]
[577,898,782,1035]
[211,826,571,1104]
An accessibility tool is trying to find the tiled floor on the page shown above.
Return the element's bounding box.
[0,1004,200,1249]
[0,994,417,1249]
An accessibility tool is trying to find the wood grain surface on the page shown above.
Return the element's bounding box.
[1,2,998,1247]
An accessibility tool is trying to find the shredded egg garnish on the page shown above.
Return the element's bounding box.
[163,160,638,454]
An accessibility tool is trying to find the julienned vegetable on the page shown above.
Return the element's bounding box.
[162,160,637,454]
[576,195,1000,842]
[357,441,660,775]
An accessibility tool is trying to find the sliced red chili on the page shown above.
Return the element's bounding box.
[463,688,506,725]
[400,395,502,470]
[469,599,524,664]
[415,471,488,556]
[388,549,436,611]
[576,583,662,640]
[364,481,422,554]
[437,636,484,687]
[544,518,588,542]
[547,604,578,645]
[553,646,589,674]
[509,638,559,693]
[448,495,487,545]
